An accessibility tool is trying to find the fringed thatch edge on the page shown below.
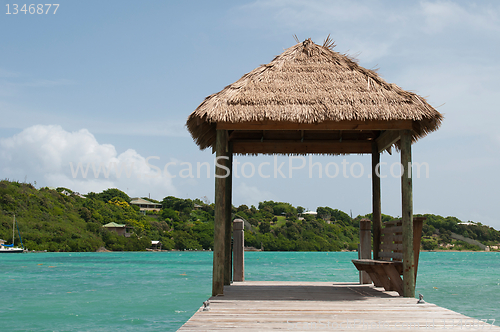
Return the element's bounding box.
[185,38,444,153]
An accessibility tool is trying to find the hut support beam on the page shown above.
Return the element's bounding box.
[400,130,414,297]
[217,120,413,131]
[376,131,400,153]
[224,142,233,285]
[371,142,382,260]
[213,130,228,296]
[232,140,372,154]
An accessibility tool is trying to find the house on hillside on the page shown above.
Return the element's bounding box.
[103,222,133,237]
[150,240,162,251]
[59,189,86,199]
[302,211,317,215]
[299,211,318,221]
[130,198,162,213]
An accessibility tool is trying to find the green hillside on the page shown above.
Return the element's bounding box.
[0,180,499,252]
[0,181,152,251]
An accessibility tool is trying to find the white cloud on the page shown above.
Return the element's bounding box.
[0,125,178,199]
[233,182,277,208]
[420,1,500,34]
[420,1,469,33]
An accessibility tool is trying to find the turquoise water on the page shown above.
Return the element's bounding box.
[416,252,500,323]
[1,251,498,331]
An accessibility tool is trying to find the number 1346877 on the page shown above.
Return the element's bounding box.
[6,4,59,14]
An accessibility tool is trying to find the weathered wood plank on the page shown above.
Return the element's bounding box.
[232,219,244,282]
[213,130,227,296]
[358,219,372,284]
[413,217,424,282]
[366,265,384,287]
[383,264,404,295]
[384,220,402,227]
[401,129,414,297]
[383,225,403,234]
[217,120,414,131]
[378,252,403,260]
[381,234,403,244]
[371,142,382,260]
[371,264,394,291]
[232,140,372,154]
[224,141,233,285]
[380,243,403,251]
[179,281,500,331]
[376,130,401,153]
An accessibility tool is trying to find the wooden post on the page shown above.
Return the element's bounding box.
[233,219,244,282]
[358,218,372,284]
[401,130,414,297]
[213,130,227,296]
[413,217,425,282]
[371,142,382,260]
[224,142,233,285]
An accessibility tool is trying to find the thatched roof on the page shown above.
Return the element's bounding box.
[187,38,443,152]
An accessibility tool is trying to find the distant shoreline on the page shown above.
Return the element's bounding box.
[421,249,497,253]
[95,249,498,253]
[21,249,500,253]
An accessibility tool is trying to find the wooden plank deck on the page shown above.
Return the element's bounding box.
[179,281,499,331]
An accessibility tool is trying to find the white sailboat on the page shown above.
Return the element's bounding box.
[0,215,25,253]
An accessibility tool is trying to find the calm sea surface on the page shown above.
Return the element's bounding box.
[1,251,499,331]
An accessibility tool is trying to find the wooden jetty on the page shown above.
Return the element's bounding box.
[179,281,499,331]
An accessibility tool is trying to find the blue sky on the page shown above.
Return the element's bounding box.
[1,0,500,229]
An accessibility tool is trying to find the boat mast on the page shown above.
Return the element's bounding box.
[13,214,15,246]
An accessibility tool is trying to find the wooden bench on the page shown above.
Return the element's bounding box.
[352,217,425,296]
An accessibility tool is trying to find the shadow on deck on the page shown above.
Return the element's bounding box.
[214,281,397,302]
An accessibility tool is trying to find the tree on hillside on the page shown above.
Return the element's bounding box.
[237,204,249,212]
[162,196,194,212]
[161,208,179,223]
[258,200,296,216]
[87,188,130,203]
[260,220,271,234]
[316,207,331,221]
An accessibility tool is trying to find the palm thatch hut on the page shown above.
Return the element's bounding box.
[186,38,443,297]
